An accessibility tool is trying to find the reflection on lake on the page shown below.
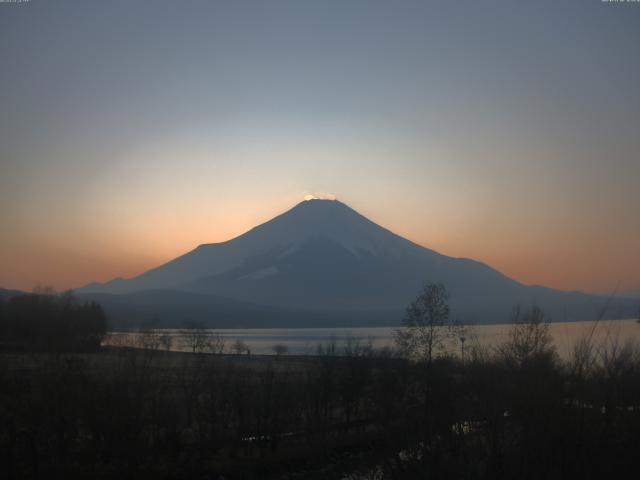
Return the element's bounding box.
[105,319,640,359]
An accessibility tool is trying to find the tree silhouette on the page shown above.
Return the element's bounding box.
[272,343,288,356]
[0,292,107,351]
[232,338,248,355]
[394,283,457,362]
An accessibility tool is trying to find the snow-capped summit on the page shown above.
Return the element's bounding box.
[78,199,634,325]
[81,199,434,296]
[227,198,427,258]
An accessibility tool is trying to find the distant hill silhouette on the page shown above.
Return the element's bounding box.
[0,288,26,302]
[77,199,636,327]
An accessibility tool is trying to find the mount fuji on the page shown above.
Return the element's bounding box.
[78,199,635,327]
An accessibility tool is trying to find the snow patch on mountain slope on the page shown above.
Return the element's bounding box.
[238,266,280,281]
[78,199,438,294]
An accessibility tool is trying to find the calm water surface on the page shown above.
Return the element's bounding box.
[107,319,640,359]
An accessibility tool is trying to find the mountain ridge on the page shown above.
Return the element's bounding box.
[80,199,509,294]
[76,199,637,326]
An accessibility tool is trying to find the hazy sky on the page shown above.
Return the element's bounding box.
[1,0,639,294]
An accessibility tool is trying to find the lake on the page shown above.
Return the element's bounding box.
[106,318,640,359]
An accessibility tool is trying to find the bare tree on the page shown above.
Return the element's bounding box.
[135,326,162,351]
[205,332,226,354]
[159,332,173,352]
[181,320,210,353]
[316,336,338,356]
[394,283,457,362]
[232,338,248,355]
[272,343,288,357]
[343,335,374,357]
[497,305,556,367]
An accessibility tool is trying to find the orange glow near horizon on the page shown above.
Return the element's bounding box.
[1,194,637,296]
[1,1,639,298]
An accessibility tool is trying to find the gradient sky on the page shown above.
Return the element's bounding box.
[1,0,639,294]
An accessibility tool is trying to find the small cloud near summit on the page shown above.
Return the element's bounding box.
[303,192,337,201]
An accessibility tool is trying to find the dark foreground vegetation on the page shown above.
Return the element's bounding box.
[0,292,107,352]
[1,290,639,479]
